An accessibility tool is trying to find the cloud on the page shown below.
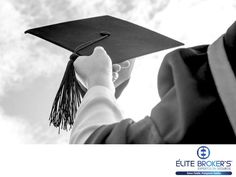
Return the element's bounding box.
[0,108,33,144]
[0,0,77,143]
[0,0,68,96]
[157,0,236,45]
[0,106,70,144]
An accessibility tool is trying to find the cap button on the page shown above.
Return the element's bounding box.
[100,31,111,36]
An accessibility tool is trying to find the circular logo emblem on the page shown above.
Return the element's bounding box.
[197,146,210,159]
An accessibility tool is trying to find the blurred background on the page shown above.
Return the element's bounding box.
[0,0,235,143]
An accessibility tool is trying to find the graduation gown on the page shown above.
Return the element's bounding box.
[70,22,236,144]
[85,44,236,143]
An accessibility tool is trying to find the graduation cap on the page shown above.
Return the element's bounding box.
[25,15,183,132]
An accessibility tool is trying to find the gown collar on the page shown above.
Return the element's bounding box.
[208,35,236,135]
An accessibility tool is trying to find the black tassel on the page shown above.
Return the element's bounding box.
[49,31,110,133]
[49,54,86,133]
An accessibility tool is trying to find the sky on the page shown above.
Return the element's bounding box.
[0,0,235,144]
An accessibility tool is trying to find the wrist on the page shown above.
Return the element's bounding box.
[88,77,115,93]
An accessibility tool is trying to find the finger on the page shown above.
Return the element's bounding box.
[119,60,130,69]
[112,64,121,73]
[112,72,119,82]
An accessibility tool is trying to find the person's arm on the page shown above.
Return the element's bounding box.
[69,47,133,144]
[69,85,123,144]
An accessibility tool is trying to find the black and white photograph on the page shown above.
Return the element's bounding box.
[0,0,236,176]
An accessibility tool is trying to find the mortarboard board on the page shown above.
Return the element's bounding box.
[25,15,183,132]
